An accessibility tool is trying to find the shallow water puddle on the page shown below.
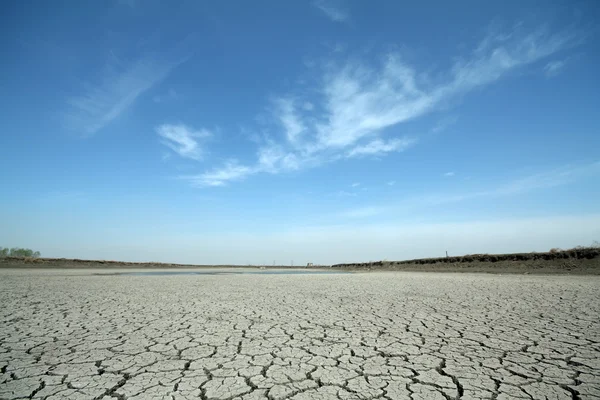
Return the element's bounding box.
[96,269,350,276]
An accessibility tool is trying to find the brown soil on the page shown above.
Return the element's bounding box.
[0,257,238,269]
[331,248,600,274]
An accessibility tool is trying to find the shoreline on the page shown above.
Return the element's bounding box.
[1,247,599,274]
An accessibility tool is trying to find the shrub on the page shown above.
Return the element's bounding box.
[0,247,41,258]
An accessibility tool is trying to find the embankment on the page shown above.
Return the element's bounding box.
[331,248,600,274]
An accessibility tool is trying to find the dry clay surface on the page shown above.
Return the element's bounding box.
[1,269,599,400]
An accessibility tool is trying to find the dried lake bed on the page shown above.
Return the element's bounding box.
[1,268,599,399]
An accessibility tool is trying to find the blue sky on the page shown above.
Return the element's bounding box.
[1,0,599,264]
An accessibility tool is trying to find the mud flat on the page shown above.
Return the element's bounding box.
[1,268,599,399]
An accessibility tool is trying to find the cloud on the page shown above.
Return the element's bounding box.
[420,162,600,206]
[66,56,186,136]
[448,28,577,91]
[185,143,311,187]
[544,60,567,77]
[185,162,254,187]
[185,25,580,187]
[313,0,349,22]
[315,55,430,149]
[256,144,302,173]
[339,161,600,219]
[157,124,211,161]
[490,161,600,196]
[351,182,360,187]
[432,116,458,133]
[347,138,416,158]
[444,172,455,177]
[387,181,396,186]
[274,98,306,144]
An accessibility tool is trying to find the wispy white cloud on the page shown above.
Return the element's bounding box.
[316,55,431,149]
[184,144,311,187]
[256,144,301,173]
[347,138,416,158]
[274,98,306,144]
[185,161,254,187]
[387,181,396,186]
[313,0,349,22]
[351,182,360,187]
[157,124,211,161]
[490,161,600,196]
[66,56,186,136]
[340,161,600,219]
[544,60,567,77]
[448,27,578,91]
[432,116,458,133]
[444,172,455,177]
[185,25,580,187]
[418,162,600,206]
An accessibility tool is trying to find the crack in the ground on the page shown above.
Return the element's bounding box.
[2,272,599,400]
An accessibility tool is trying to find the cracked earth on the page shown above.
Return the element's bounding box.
[1,269,599,400]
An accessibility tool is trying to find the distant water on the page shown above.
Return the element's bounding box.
[97,269,350,276]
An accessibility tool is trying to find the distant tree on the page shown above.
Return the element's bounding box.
[0,247,41,258]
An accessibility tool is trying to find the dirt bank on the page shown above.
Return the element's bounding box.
[0,257,234,269]
[331,248,600,274]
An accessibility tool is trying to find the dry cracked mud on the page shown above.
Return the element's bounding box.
[1,269,599,400]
